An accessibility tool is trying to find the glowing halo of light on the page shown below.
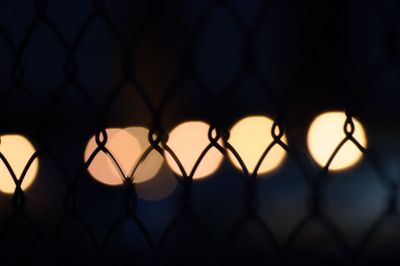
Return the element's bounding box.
[0,134,39,194]
[124,126,163,183]
[227,116,287,176]
[307,111,367,171]
[135,165,178,201]
[84,128,141,186]
[164,121,224,180]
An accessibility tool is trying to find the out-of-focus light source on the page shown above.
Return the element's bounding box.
[0,134,38,194]
[124,127,163,183]
[164,121,224,180]
[135,165,178,201]
[84,127,163,186]
[307,111,367,171]
[228,116,287,176]
[84,128,136,186]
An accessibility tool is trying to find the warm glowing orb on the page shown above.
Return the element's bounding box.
[0,135,38,194]
[135,165,178,201]
[165,121,223,180]
[84,127,163,186]
[228,116,287,175]
[124,127,163,183]
[307,112,367,171]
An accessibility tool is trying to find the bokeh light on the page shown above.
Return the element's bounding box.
[135,165,178,201]
[164,121,224,180]
[84,127,163,186]
[85,128,137,186]
[124,127,163,183]
[0,134,39,194]
[228,116,287,175]
[307,111,367,171]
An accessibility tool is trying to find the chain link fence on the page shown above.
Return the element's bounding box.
[0,0,400,265]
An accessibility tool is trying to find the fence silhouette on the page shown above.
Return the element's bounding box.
[0,0,399,265]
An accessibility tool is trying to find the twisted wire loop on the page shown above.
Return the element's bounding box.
[280,113,360,263]
[342,1,400,262]
[0,0,399,264]
[210,1,292,262]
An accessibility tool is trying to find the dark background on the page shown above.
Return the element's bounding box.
[0,0,400,265]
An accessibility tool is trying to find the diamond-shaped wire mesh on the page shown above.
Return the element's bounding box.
[0,0,399,265]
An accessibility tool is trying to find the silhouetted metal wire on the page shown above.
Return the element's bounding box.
[0,0,399,265]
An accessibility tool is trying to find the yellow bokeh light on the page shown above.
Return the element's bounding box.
[307,112,367,171]
[0,135,39,194]
[164,121,224,180]
[135,165,178,201]
[84,127,163,186]
[85,128,137,186]
[228,116,287,175]
[124,127,163,183]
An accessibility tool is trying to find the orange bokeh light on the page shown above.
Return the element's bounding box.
[0,135,39,194]
[164,121,224,180]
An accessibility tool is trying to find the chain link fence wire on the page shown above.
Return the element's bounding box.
[0,0,400,265]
